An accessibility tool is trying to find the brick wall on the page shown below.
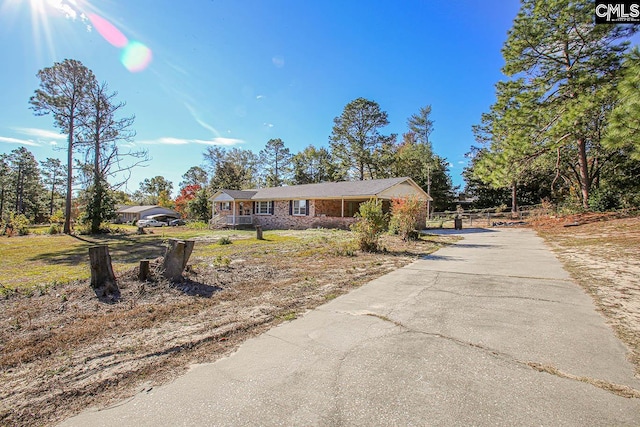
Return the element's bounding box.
[216,198,427,230]
[254,200,357,230]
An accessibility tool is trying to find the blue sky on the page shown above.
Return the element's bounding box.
[0,0,524,195]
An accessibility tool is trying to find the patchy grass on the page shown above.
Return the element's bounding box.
[532,213,640,377]
[0,228,255,290]
[0,228,455,427]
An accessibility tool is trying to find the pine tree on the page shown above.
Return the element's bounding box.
[330,98,396,180]
[40,158,67,217]
[501,0,637,208]
[259,138,292,187]
[30,59,96,233]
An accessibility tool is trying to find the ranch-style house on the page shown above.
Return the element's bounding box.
[210,177,431,230]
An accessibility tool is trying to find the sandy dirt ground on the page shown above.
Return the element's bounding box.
[2,215,638,427]
[0,231,455,427]
[532,213,640,378]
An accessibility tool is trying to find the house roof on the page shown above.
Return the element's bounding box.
[116,205,177,214]
[212,177,431,202]
[218,190,258,200]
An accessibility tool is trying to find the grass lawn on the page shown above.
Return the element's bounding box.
[0,227,256,290]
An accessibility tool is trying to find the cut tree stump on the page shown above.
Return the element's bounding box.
[256,225,263,240]
[163,239,195,282]
[139,259,151,281]
[89,245,120,299]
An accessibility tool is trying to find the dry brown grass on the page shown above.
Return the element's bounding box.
[532,213,640,378]
[0,229,456,427]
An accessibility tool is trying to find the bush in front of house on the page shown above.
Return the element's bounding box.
[351,198,388,252]
[389,195,422,241]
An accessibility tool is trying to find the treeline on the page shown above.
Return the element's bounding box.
[464,0,640,212]
[3,86,459,230]
[0,146,134,231]
[134,99,458,221]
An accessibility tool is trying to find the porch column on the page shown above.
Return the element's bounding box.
[232,201,236,225]
[341,198,344,218]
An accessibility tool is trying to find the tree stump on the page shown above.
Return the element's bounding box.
[89,245,120,299]
[163,239,195,282]
[139,259,151,281]
[256,225,263,240]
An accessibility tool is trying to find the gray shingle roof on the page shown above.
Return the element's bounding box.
[251,177,411,200]
[219,190,258,199]
[117,205,162,213]
[213,177,431,202]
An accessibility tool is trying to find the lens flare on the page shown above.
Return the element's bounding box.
[121,41,153,73]
[3,0,154,73]
[87,12,127,48]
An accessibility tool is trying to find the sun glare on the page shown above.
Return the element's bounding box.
[1,0,153,72]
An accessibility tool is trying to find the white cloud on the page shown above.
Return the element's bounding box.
[137,137,243,146]
[256,95,265,100]
[263,123,274,128]
[0,136,41,147]
[201,137,243,146]
[13,127,67,140]
[183,102,221,137]
[144,137,190,145]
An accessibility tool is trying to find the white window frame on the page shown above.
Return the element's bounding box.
[255,201,272,215]
[220,202,231,211]
[292,200,307,216]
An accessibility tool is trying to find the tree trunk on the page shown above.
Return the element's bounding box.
[139,259,150,281]
[49,183,55,216]
[89,245,119,299]
[91,181,102,234]
[163,239,195,282]
[577,138,590,210]
[511,181,518,215]
[64,124,74,234]
[91,119,102,234]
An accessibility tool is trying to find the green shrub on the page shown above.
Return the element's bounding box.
[48,224,60,235]
[218,236,232,245]
[50,209,65,225]
[212,255,231,267]
[3,213,30,236]
[588,188,620,212]
[187,221,208,230]
[350,199,388,252]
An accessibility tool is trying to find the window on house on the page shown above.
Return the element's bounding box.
[292,200,307,215]
[220,202,231,210]
[255,201,273,215]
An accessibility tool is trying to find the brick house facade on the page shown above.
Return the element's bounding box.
[211,177,431,230]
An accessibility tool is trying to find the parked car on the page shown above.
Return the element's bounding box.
[137,219,167,227]
[169,219,186,226]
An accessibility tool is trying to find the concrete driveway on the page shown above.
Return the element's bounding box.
[61,228,640,426]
